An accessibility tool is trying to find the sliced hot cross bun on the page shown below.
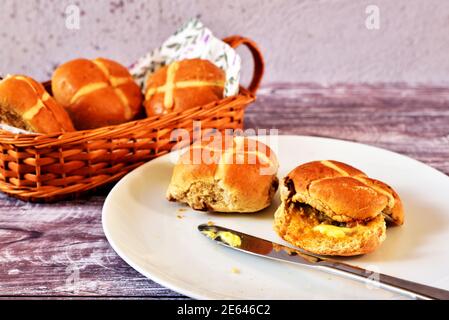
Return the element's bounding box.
[51,58,142,130]
[0,75,75,133]
[167,136,279,213]
[274,160,404,256]
[144,59,225,116]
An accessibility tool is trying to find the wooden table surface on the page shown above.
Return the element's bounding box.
[1,83,448,298]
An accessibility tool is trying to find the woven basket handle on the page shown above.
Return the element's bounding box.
[223,36,264,95]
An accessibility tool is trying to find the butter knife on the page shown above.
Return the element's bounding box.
[198,224,449,300]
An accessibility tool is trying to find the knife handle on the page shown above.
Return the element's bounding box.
[319,260,449,300]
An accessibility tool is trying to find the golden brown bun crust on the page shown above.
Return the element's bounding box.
[144,59,225,116]
[284,160,404,225]
[52,58,142,130]
[0,75,75,133]
[166,137,279,213]
[274,202,386,256]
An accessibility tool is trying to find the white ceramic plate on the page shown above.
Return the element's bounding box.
[102,135,449,299]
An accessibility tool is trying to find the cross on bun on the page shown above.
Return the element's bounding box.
[274,160,404,256]
[167,136,279,213]
[0,75,75,133]
[51,58,142,130]
[144,59,225,116]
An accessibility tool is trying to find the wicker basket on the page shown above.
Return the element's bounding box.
[0,35,264,202]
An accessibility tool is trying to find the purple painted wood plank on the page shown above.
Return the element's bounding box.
[0,83,448,298]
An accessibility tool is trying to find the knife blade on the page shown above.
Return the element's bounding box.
[198,223,449,300]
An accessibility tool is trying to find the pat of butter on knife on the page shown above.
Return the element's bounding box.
[202,230,242,247]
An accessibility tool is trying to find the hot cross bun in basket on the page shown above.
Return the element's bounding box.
[51,58,142,130]
[275,160,404,256]
[0,75,75,133]
[144,59,225,116]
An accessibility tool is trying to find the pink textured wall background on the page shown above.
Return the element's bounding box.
[0,0,448,85]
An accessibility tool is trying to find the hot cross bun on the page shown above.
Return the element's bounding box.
[51,58,142,130]
[282,160,404,225]
[0,75,75,133]
[275,160,404,256]
[144,59,225,116]
[167,136,279,213]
